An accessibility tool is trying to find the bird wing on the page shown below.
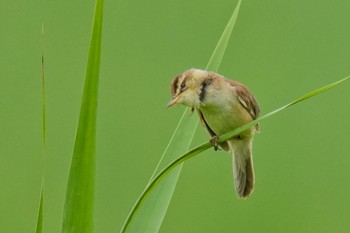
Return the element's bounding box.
[228,80,260,131]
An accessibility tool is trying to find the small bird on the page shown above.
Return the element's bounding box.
[167,68,260,198]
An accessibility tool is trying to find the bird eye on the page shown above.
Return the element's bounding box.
[180,82,186,90]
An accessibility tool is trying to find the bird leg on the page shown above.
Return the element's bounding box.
[210,136,219,151]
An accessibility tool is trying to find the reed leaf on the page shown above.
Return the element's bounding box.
[35,23,46,233]
[35,192,43,233]
[120,1,241,232]
[121,75,350,224]
[60,0,104,232]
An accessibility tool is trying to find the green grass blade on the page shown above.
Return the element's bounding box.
[122,112,198,233]
[122,76,349,217]
[35,23,45,233]
[120,1,241,233]
[41,24,46,147]
[218,75,350,142]
[206,0,241,71]
[60,0,104,233]
[35,190,43,233]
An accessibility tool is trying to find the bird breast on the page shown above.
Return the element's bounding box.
[199,89,253,136]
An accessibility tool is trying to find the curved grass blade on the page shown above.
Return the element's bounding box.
[122,75,350,220]
[60,0,104,233]
[120,1,242,232]
[218,75,350,142]
[35,23,46,233]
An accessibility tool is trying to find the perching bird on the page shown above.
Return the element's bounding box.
[167,68,260,198]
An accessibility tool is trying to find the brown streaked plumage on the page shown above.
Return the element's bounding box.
[167,68,260,198]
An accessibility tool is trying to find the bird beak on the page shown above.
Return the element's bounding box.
[167,96,178,107]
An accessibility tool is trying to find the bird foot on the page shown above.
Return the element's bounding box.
[210,136,219,151]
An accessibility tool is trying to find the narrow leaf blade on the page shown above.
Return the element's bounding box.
[122,111,198,233]
[218,75,350,142]
[35,23,46,233]
[35,191,43,233]
[207,0,241,71]
[120,1,242,232]
[60,1,104,232]
[124,75,350,216]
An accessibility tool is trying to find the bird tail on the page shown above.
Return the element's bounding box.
[231,139,255,198]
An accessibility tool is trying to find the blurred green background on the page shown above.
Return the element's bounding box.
[1,0,350,232]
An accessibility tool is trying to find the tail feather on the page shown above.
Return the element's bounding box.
[232,140,255,198]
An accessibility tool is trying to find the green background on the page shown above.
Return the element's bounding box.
[1,0,350,232]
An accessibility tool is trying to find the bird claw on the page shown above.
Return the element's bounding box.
[210,136,219,151]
